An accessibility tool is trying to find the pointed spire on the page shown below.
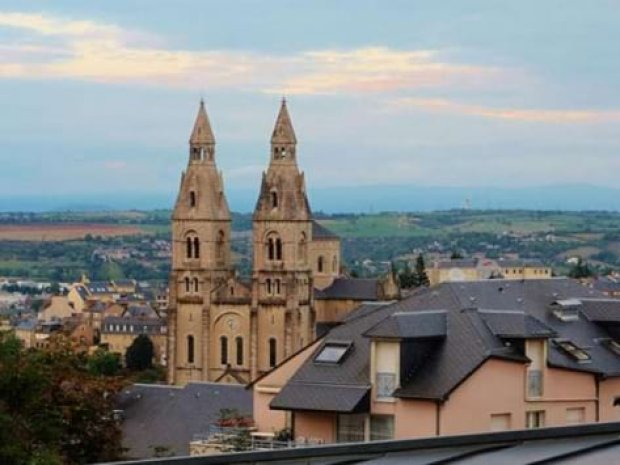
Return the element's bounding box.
[271,98,297,145]
[190,99,215,145]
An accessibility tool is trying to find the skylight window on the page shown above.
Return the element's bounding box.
[314,342,351,364]
[604,339,620,356]
[554,340,591,363]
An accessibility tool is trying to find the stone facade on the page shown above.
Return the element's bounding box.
[167,100,388,386]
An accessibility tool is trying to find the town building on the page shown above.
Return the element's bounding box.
[252,278,620,443]
[167,100,399,386]
[429,258,552,286]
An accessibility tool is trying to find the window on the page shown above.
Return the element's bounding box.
[275,238,282,260]
[236,337,243,366]
[187,335,195,364]
[370,415,394,441]
[267,238,275,260]
[271,191,278,208]
[527,369,543,397]
[185,277,190,293]
[566,407,585,424]
[314,342,351,364]
[269,338,277,367]
[190,191,196,207]
[216,230,225,261]
[554,340,590,362]
[275,279,281,295]
[193,277,199,293]
[220,336,228,365]
[186,237,193,259]
[604,339,620,356]
[490,413,511,432]
[193,237,200,259]
[526,410,545,429]
[266,278,272,295]
[337,414,366,443]
[318,256,324,273]
[376,372,396,399]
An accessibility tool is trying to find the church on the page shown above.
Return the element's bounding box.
[167,100,399,385]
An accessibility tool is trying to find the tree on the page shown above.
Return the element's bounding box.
[415,254,430,287]
[0,333,126,465]
[125,334,154,371]
[568,257,594,279]
[450,250,464,259]
[88,348,121,376]
[398,262,417,289]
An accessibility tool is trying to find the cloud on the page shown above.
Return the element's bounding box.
[0,11,500,94]
[391,98,620,124]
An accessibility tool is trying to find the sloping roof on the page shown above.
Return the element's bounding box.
[273,278,620,410]
[593,276,620,292]
[364,311,447,339]
[270,383,369,413]
[580,298,620,323]
[315,278,379,301]
[311,220,339,240]
[118,383,251,459]
[478,310,556,338]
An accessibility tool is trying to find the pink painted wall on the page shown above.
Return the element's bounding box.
[394,400,437,438]
[544,367,595,399]
[294,412,336,444]
[252,340,322,433]
[599,377,620,422]
[438,359,597,435]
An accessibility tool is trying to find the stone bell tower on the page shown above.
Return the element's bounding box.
[250,99,315,379]
[167,100,233,385]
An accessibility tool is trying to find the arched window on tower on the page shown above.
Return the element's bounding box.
[185,277,190,293]
[266,278,272,295]
[266,233,282,261]
[186,237,193,259]
[189,191,196,207]
[236,337,244,366]
[275,279,281,295]
[193,237,200,259]
[216,230,225,262]
[275,238,283,260]
[269,338,277,368]
[318,256,324,273]
[187,335,195,364]
[193,277,199,293]
[220,336,228,365]
[271,191,278,208]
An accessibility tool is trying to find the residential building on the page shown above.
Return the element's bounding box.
[497,259,552,280]
[101,316,167,365]
[253,278,620,443]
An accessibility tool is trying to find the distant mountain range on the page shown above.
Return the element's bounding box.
[1,184,618,213]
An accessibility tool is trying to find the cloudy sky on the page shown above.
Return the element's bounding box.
[0,1,618,205]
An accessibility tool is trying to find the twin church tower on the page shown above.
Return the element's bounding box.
[167,100,368,385]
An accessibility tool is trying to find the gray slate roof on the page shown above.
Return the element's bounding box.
[118,383,252,459]
[364,311,447,339]
[311,220,339,240]
[272,278,620,411]
[315,278,380,301]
